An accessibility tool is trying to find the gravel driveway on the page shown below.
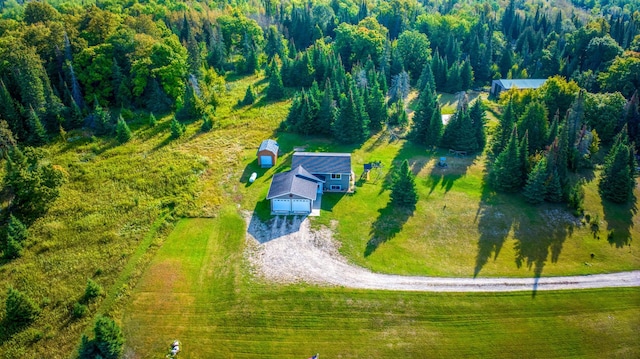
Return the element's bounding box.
[244,214,640,292]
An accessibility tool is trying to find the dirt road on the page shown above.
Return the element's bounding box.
[245,214,640,292]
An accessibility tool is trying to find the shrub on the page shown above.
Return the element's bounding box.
[83,278,102,302]
[79,316,124,359]
[72,302,88,319]
[5,287,40,328]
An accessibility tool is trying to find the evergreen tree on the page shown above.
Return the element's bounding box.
[148,113,157,127]
[557,123,570,184]
[491,98,516,156]
[241,85,257,106]
[115,116,132,143]
[201,115,213,132]
[170,117,185,139]
[417,62,436,93]
[599,128,636,203]
[5,287,40,329]
[491,126,523,192]
[4,214,28,259]
[4,147,65,220]
[470,99,487,152]
[390,159,418,208]
[460,58,474,91]
[145,78,173,115]
[27,107,47,145]
[427,105,443,148]
[518,101,548,153]
[441,108,478,152]
[523,157,547,204]
[544,167,563,203]
[547,110,559,147]
[267,66,285,100]
[176,85,205,122]
[93,101,112,136]
[0,80,24,141]
[410,82,436,145]
[333,84,368,144]
[624,91,640,145]
[79,316,124,359]
[366,76,387,132]
[519,131,530,184]
[317,80,337,136]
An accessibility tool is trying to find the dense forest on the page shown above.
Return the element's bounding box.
[0,0,639,356]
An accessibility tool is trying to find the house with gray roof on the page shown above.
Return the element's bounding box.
[266,166,324,215]
[265,152,353,215]
[257,139,279,168]
[490,79,547,97]
[292,152,353,192]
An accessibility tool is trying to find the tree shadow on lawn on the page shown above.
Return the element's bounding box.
[602,197,636,248]
[364,201,414,257]
[511,207,575,296]
[474,171,576,296]
[427,153,478,195]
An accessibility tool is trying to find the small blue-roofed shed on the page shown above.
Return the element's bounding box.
[257,139,279,168]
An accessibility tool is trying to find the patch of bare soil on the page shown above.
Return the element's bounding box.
[243,212,640,292]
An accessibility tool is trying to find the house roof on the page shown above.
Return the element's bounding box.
[266,166,323,200]
[257,139,279,155]
[291,152,352,174]
[493,79,547,90]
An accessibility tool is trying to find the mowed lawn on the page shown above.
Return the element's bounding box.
[124,212,640,358]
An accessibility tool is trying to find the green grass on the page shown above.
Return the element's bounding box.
[1,73,638,358]
[123,214,640,358]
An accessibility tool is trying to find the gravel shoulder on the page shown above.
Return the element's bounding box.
[244,213,640,292]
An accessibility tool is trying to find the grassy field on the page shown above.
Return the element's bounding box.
[124,214,640,358]
[1,73,638,358]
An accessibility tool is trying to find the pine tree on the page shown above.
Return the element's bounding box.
[170,117,185,139]
[523,157,547,204]
[201,115,213,132]
[79,316,124,359]
[491,126,523,192]
[519,131,530,184]
[544,168,563,203]
[390,159,418,208]
[427,105,443,148]
[5,287,40,329]
[4,214,28,259]
[366,76,387,132]
[333,85,368,144]
[518,101,548,153]
[317,80,337,136]
[267,66,285,100]
[176,85,205,122]
[460,58,474,91]
[145,78,173,114]
[441,108,478,152]
[115,116,132,143]
[410,82,436,145]
[491,98,516,156]
[598,128,635,203]
[470,99,486,152]
[241,85,257,106]
[0,80,24,141]
[547,110,559,147]
[417,62,436,93]
[148,113,157,127]
[27,107,47,145]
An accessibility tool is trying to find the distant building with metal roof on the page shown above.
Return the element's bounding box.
[491,79,548,97]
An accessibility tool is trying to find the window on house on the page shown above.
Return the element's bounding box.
[331,173,341,179]
[330,185,341,190]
